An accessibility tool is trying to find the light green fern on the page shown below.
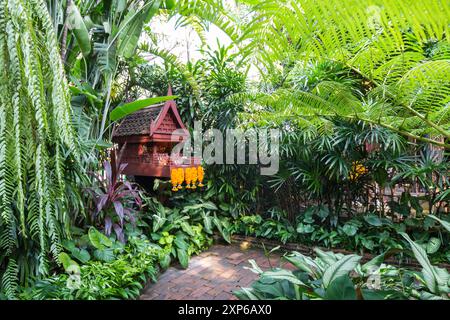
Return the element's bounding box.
[0,0,84,296]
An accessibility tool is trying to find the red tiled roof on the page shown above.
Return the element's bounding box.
[112,104,164,137]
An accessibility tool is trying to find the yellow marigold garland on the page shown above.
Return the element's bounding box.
[170,166,205,191]
[185,167,192,189]
[170,168,178,191]
[177,168,184,189]
[190,166,197,189]
[197,166,204,187]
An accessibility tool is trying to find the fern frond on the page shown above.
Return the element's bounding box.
[232,0,450,143]
[1,259,18,299]
[0,0,85,288]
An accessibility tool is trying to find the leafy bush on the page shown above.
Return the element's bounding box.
[12,195,223,300]
[140,195,231,268]
[228,208,450,264]
[230,212,296,244]
[235,248,410,300]
[18,235,161,300]
[235,215,450,300]
[235,247,450,300]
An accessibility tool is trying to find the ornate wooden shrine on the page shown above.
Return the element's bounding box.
[111,88,203,189]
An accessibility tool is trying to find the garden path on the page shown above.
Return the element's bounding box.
[139,243,292,300]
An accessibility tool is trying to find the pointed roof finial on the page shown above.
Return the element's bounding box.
[167,84,173,96]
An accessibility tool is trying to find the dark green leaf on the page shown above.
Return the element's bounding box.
[325,275,356,300]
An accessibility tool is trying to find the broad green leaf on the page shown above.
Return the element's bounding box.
[159,254,171,269]
[316,205,330,220]
[67,2,91,56]
[364,214,382,227]
[116,0,127,12]
[182,201,218,212]
[296,223,314,234]
[212,214,231,243]
[432,266,450,294]
[314,248,339,265]
[325,275,356,300]
[322,254,361,288]
[110,96,176,121]
[342,223,358,236]
[94,41,116,74]
[201,212,213,234]
[428,215,450,233]
[419,291,446,300]
[361,289,402,300]
[259,269,305,286]
[362,249,401,273]
[426,237,441,254]
[71,248,91,264]
[176,248,189,268]
[58,252,74,271]
[245,259,263,274]
[400,232,449,294]
[88,227,112,250]
[163,0,175,9]
[233,287,261,300]
[58,253,80,276]
[68,85,102,102]
[93,248,115,262]
[283,252,321,277]
[83,15,95,30]
[252,281,289,298]
[152,213,167,233]
[362,238,375,250]
[424,216,437,229]
[62,239,77,252]
[116,1,161,58]
[220,227,231,244]
[174,235,189,251]
[179,221,195,237]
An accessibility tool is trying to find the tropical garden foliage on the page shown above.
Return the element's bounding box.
[0,0,449,300]
[0,0,85,297]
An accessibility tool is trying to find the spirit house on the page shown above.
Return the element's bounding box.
[111,88,203,190]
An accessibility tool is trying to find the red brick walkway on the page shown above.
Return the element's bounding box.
[139,244,286,300]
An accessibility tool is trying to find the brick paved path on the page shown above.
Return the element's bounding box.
[140,244,289,300]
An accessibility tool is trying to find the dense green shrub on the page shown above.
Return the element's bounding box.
[235,219,450,300]
[9,196,220,300]
[18,235,161,300]
[228,209,450,264]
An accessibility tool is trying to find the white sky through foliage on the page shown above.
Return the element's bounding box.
[141,1,259,80]
[148,14,233,63]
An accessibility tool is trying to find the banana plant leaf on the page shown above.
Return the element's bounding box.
[67,2,91,57]
[109,95,176,121]
[116,1,161,58]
